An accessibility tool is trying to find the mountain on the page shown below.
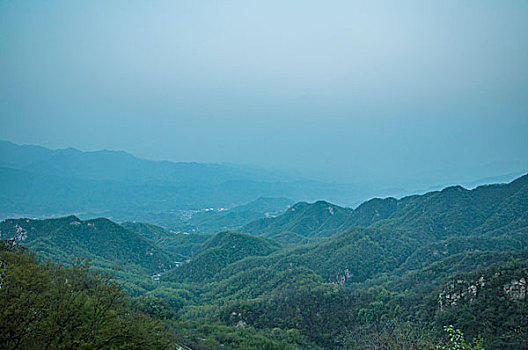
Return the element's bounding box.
[242,200,354,239]
[0,216,174,275]
[187,197,294,234]
[157,175,528,348]
[0,141,365,222]
[0,140,292,184]
[242,174,528,242]
[3,174,528,349]
[121,221,211,259]
[229,175,528,285]
[370,174,528,238]
[202,226,415,287]
[164,231,280,282]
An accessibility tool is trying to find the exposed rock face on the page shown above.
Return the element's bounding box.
[14,225,28,242]
[439,270,528,312]
[333,268,353,286]
[439,276,486,311]
[504,278,527,300]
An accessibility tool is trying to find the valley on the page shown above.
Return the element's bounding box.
[2,173,527,349]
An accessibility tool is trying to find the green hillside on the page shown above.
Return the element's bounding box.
[372,175,528,238]
[0,241,176,349]
[242,200,354,238]
[0,216,174,278]
[242,175,528,242]
[165,231,280,282]
[3,174,528,349]
[121,221,210,259]
[158,174,528,348]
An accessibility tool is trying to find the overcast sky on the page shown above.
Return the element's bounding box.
[1,0,527,184]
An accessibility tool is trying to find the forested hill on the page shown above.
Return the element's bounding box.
[242,200,354,240]
[166,170,528,287]
[159,174,528,348]
[242,174,528,241]
[0,241,177,349]
[0,216,175,274]
[1,174,528,349]
[165,231,280,282]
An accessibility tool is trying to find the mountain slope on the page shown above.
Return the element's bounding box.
[165,231,280,282]
[160,176,528,349]
[0,216,174,273]
[121,221,210,259]
[3,174,528,349]
[242,174,528,242]
[188,197,293,234]
[372,174,528,240]
[242,200,354,238]
[0,140,290,185]
[211,174,528,288]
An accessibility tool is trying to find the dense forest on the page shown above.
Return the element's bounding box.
[1,174,527,349]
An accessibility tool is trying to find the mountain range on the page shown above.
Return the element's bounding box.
[0,140,364,223]
[243,174,528,242]
[1,160,527,348]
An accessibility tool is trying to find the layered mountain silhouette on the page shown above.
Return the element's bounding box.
[242,174,528,242]
[0,140,361,221]
[2,173,528,348]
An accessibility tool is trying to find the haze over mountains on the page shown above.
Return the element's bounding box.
[2,1,527,348]
[0,140,363,223]
[1,173,527,348]
[1,140,525,227]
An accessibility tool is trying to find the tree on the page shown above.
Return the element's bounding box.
[0,241,176,349]
[437,325,484,350]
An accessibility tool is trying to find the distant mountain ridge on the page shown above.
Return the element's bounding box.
[0,140,363,221]
[183,173,528,290]
[242,174,528,242]
[0,140,293,184]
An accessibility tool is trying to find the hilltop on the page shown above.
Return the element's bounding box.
[0,216,175,291]
[242,174,528,242]
[2,173,528,348]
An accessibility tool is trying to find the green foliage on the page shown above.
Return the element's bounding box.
[171,320,318,349]
[0,241,175,349]
[242,175,528,246]
[122,221,210,259]
[2,174,528,349]
[165,231,280,282]
[0,216,174,273]
[242,200,355,238]
[433,258,528,349]
[436,325,484,350]
[337,319,436,349]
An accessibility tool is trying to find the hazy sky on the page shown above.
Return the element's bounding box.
[1,1,527,183]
